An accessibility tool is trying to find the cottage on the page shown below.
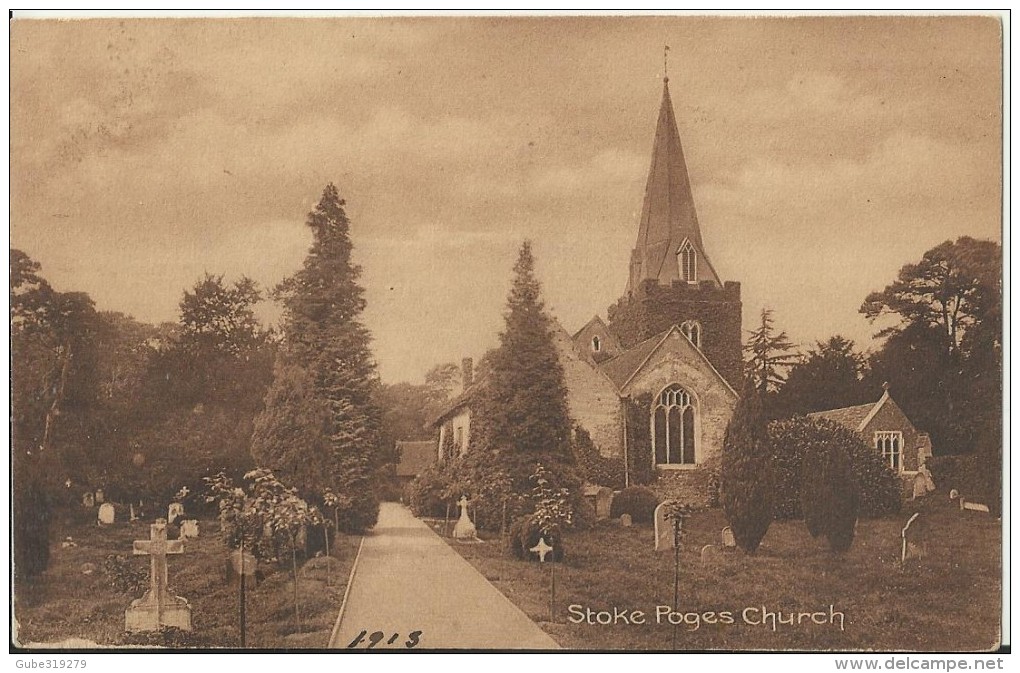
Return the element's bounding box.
[394,440,439,488]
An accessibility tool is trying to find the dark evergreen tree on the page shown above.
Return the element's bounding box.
[257,183,382,531]
[471,241,572,460]
[776,336,877,418]
[743,308,800,417]
[801,436,859,553]
[720,378,773,554]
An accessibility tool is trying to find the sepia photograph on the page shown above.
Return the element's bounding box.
[9,12,1005,654]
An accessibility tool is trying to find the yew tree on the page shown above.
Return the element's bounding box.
[720,378,773,553]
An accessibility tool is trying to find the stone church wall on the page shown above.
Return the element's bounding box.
[862,398,922,473]
[553,330,623,459]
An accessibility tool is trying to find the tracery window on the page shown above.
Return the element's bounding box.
[875,431,902,471]
[680,320,702,349]
[652,384,696,466]
[678,240,697,282]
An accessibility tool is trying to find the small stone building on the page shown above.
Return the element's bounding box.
[808,387,929,491]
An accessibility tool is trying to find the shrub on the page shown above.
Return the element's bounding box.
[406,462,453,518]
[609,486,659,524]
[506,514,564,562]
[720,379,773,553]
[770,417,900,519]
[624,394,655,485]
[338,488,379,533]
[801,438,860,553]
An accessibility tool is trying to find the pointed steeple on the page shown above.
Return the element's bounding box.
[627,77,721,295]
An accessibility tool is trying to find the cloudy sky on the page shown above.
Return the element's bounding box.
[10,15,1002,383]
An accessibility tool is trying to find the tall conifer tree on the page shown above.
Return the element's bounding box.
[253,184,381,531]
[720,378,773,553]
[472,241,572,460]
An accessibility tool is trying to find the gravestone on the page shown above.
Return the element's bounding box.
[98,503,116,525]
[82,492,95,508]
[653,502,676,551]
[530,537,554,563]
[180,520,199,539]
[721,526,736,548]
[949,489,959,501]
[168,502,185,525]
[129,504,138,522]
[95,489,105,504]
[595,488,613,520]
[700,544,722,566]
[912,465,936,500]
[963,501,990,513]
[619,513,632,527]
[125,519,191,632]
[452,496,477,540]
[901,512,929,562]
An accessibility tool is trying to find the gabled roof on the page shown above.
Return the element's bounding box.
[807,390,892,433]
[395,440,437,477]
[429,378,484,427]
[597,324,738,398]
[627,78,722,293]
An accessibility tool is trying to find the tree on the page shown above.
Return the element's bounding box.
[776,336,877,417]
[862,237,1002,487]
[423,362,462,417]
[258,183,382,532]
[471,241,572,460]
[720,378,773,554]
[743,309,800,413]
[801,432,859,553]
[179,273,264,356]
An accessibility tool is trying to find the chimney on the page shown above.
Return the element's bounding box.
[461,358,473,389]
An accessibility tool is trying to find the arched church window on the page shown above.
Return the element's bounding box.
[678,240,697,282]
[680,320,702,349]
[652,384,696,466]
[592,336,601,352]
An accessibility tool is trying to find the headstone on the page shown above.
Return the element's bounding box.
[619,513,632,527]
[95,489,105,504]
[168,502,185,525]
[653,502,676,551]
[82,492,95,508]
[81,562,96,575]
[949,489,959,501]
[595,487,613,520]
[129,504,138,522]
[721,526,736,548]
[700,544,722,565]
[901,512,928,562]
[452,496,477,540]
[912,464,936,499]
[963,501,990,513]
[180,520,199,539]
[98,503,116,525]
[125,519,191,632]
[530,537,554,563]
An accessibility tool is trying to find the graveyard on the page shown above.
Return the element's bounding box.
[443,492,1001,651]
[13,510,361,648]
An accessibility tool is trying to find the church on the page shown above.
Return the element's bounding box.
[432,77,741,506]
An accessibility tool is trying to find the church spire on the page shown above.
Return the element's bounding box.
[626,76,721,295]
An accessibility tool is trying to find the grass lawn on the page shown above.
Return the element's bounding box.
[445,493,1001,652]
[14,515,360,649]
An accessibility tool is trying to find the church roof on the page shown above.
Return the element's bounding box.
[627,78,722,293]
[598,329,672,390]
[395,440,437,477]
[807,403,875,431]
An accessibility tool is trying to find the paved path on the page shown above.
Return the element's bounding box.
[329,502,559,650]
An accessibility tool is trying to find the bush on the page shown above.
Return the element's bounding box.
[338,488,380,533]
[769,417,901,519]
[609,486,659,524]
[506,514,564,562]
[927,454,982,496]
[406,462,452,518]
[801,438,859,553]
[720,379,773,553]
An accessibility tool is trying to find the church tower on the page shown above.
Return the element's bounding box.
[607,77,743,387]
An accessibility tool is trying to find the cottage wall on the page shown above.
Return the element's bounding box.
[449,408,471,457]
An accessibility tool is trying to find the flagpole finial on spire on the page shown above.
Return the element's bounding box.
[663,44,670,83]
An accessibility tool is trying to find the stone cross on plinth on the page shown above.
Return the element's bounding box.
[530,537,553,563]
[452,496,477,540]
[125,519,192,632]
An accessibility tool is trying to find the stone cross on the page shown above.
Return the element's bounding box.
[125,519,192,632]
[530,537,554,563]
[452,496,477,540]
